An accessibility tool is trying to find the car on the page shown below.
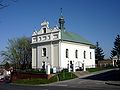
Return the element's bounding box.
[0,75,4,82]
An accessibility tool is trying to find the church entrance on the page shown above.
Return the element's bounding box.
[70,61,73,71]
[42,61,45,70]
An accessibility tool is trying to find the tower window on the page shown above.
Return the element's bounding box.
[75,50,78,58]
[48,35,50,40]
[43,36,46,40]
[42,48,46,57]
[53,34,58,39]
[38,37,41,41]
[43,28,46,33]
[84,51,86,59]
[32,37,37,42]
[66,49,68,58]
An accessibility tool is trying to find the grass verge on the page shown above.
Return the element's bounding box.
[86,67,114,72]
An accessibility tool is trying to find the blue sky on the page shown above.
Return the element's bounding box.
[0,0,120,61]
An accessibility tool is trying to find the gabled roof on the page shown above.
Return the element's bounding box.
[61,30,94,46]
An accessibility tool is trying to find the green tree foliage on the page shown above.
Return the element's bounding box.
[95,42,104,60]
[1,36,32,70]
[4,62,10,70]
[111,34,120,59]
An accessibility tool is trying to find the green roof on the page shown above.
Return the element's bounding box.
[61,30,94,45]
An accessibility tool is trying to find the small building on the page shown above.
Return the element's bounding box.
[31,15,95,72]
[96,59,113,68]
[112,55,120,67]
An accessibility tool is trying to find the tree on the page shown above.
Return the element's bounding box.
[95,42,104,60]
[111,34,120,59]
[1,36,32,70]
[0,0,17,9]
[4,61,10,70]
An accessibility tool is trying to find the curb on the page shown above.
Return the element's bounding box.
[105,81,120,86]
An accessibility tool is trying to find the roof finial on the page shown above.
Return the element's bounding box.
[60,8,63,16]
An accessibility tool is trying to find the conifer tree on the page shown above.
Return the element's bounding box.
[111,34,120,60]
[95,42,104,60]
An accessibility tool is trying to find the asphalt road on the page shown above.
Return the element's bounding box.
[0,69,120,90]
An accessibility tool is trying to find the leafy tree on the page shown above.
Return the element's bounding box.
[1,36,32,70]
[95,42,104,60]
[111,34,120,60]
[4,61,10,70]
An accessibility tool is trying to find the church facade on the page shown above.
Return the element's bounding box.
[32,15,95,71]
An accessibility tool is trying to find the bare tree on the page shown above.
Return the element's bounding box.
[0,0,17,9]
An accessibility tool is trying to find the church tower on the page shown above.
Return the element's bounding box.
[59,8,65,30]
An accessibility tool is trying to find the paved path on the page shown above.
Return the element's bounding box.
[0,68,120,90]
[46,68,120,89]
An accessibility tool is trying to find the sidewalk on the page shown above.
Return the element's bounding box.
[105,81,120,86]
[77,68,120,86]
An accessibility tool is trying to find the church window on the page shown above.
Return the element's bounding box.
[33,37,37,42]
[43,36,46,40]
[75,50,78,58]
[38,37,41,41]
[42,48,46,57]
[53,34,58,39]
[66,49,69,58]
[48,35,50,40]
[90,52,92,59]
[42,61,45,70]
[84,51,86,59]
[43,28,46,33]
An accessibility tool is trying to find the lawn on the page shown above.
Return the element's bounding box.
[86,66,114,72]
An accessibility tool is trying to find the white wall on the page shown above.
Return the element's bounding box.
[32,46,37,69]
[60,41,95,69]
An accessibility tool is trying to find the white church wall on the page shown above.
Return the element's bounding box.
[37,44,51,69]
[60,41,95,69]
[32,46,37,69]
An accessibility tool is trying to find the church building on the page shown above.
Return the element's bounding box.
[32,14,95,72]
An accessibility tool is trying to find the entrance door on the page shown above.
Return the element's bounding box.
[42,61,45,70]
[70,61,73,71]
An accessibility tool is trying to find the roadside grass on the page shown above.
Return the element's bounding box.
[13,72,77,85]
[58,72,78,81]
[86,66,114,72]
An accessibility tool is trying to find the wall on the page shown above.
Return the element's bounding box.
[60,41,95,69]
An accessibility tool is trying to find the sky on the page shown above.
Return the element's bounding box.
[0,0,120,62]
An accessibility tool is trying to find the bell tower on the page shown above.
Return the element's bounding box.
[59,8,65,30]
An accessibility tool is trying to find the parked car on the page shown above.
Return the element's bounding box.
[0,69,11,83]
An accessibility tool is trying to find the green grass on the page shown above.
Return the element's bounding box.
[58,72,78,81]
[86,68,105,72]
[86,66,114,72]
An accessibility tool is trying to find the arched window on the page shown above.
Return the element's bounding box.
[42,48,46,56]
[66,49,68,58]
[43,28,46,33]
[75,50,78,58]
[90,52,92,59]
[84,51,86,59]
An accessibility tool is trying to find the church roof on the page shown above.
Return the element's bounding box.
[61,30,94,46]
